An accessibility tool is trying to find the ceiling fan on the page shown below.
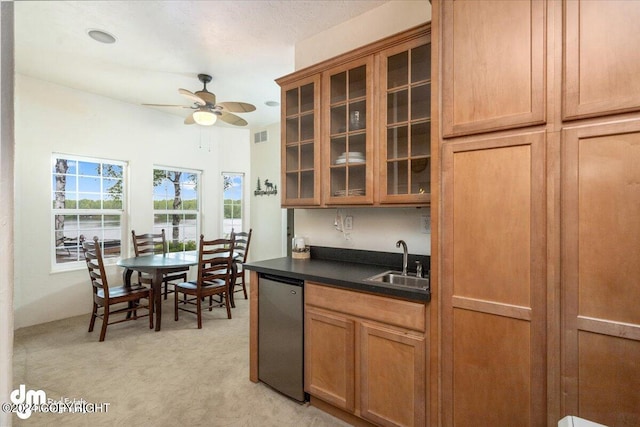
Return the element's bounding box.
[143,74,256,126]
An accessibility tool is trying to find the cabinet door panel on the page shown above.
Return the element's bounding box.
[441,132,546,426]
[564,0,640,119]
[360,322,426,427]
[304,307,355,411]
[562,120,640,425]
[442,0,545,137]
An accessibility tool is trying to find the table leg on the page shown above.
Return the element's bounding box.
[123,268,134,319]
[152,270,163,331]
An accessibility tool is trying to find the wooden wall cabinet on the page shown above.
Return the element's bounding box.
[322,57,375,205]
[305,282,427,427]
[277,24,431,208]
[280,74,322,206]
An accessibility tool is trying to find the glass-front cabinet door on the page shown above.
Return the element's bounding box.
[280,74,321,206]
[379,37,431,204]
[323,57,374,205]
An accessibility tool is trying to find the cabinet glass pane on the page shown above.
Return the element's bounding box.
[286,88,299,116]
[331,72,347,104]
[411,84,430,120]
[300,113,314,141]
[349,66,367,99]
[286,173,299,199]
[387,126,409,159]
[411,158,430,194]
[300,83,314,112]
[388,90,409,123]
[330,136,347,165]
[330,168,346,196]
[411,122,430,157]
[387,160,409,195]
[411,44,430,83]
[300,171,315,199]
[388,51,409,89]
[349,100,366,131]
[348,165,366,193]
[331,105,347,134]
[347,133,366,162]
[300,142,315,170]
[286,146,299,171]
[286,117,299,143]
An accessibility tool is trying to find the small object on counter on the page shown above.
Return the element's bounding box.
[291,246,310,259]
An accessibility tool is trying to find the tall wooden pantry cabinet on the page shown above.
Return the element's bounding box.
[434,0,640,426]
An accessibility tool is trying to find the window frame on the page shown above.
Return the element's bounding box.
[152,166,202,253]
[222,172,245,238]
[51,153,127,271]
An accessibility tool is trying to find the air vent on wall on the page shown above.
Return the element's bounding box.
[254,130,268,143]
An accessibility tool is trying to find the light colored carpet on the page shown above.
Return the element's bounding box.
[12,292,350,426]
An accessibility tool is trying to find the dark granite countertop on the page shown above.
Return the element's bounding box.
[245,247,430,302]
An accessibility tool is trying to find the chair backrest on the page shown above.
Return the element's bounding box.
[197,235,235,291]
[131,229,167,256]
[231,228,252,263]
[82,236,111,298]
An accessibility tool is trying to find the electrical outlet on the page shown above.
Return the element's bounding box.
[344,215,353,230]
[421,215,431,233]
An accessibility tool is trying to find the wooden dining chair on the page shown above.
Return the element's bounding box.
[82,237,153,342]
[174,235,235,329]
[131,229,188,299]
[230,228,252,300]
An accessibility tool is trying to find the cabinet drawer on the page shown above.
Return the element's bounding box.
[306,282,426,332]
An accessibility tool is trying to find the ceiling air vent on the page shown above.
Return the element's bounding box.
[254,130,268,144]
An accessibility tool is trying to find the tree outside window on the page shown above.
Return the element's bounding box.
[52,155,125,265]
[153,168,200,252]
[223,173,244,237]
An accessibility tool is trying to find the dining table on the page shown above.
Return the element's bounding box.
[117,250,239,331]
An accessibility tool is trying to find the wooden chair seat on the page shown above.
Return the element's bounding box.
[83,237,153,342]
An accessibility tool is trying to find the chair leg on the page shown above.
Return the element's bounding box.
[174,288,179,321]
[164,282,168,300]
[88,302,98,332]
[99,306,109,342]
[209,295,213,311]
[224,292,232,319]
[196,295,202,329]
[241,272,248,300]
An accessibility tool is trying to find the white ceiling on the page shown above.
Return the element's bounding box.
[14,0,388,129]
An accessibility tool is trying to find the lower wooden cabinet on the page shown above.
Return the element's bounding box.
[305,282,427,427]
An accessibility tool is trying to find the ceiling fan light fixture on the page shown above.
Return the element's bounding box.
[193,109,217,126]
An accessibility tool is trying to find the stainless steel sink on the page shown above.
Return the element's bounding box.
[365,270,430,291]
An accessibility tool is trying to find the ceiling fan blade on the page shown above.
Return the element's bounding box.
[217,101,256,113]
[142,103,192,108]
[184,113,195,125]
[219,111,248,127]
[195,90,216,105]
[178,88,206,106]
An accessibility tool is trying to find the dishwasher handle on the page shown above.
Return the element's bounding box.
[259,273,304,287]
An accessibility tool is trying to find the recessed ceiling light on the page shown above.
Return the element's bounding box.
[87,29,117,44]
[265,100,280,107]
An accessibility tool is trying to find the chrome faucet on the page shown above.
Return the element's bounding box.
[396,240,408,276]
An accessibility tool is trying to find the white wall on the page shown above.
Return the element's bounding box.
[293,0,432,256]
[14,75,251,328]
[296,0,430,69]
[249,121,286,261]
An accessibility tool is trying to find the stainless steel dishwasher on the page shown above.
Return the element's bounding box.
[258,273,306,402]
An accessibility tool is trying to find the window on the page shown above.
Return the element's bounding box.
[222,172,244,237]
[52,155,125,266]
[153,167,200,252]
